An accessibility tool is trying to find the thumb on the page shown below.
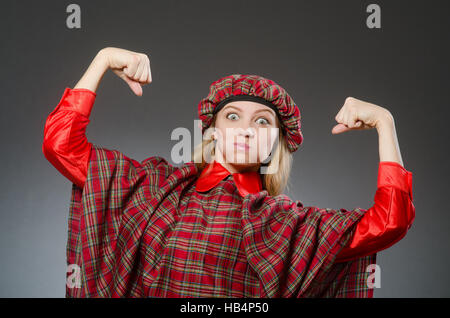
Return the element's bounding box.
[331,123,351,134]
[123,76,143,96]
[111,68,144,96]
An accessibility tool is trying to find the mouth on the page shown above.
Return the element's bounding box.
[234,142,250,151]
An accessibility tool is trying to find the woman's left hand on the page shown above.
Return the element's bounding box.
[331,97,392,134]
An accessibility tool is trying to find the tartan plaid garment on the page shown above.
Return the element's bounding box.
[66,145,376,298]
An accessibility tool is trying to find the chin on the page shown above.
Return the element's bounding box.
[227,154,257,164]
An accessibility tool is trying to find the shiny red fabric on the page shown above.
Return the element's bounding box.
[43,87,415,264]
[195,160,263,197]
[42,88,95,189]
[335,163,414,262]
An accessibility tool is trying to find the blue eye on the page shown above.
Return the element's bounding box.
[256,117,269,125]
[227,113,239,120]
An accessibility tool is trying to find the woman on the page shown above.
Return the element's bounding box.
[43,47,415,298]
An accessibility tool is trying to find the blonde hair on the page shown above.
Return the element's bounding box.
[192,114,293,196]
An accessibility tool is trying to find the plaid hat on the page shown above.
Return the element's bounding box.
[198,74,303,152]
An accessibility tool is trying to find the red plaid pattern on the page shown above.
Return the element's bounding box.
[66,145,376,297]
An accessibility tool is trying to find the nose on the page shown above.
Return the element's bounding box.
[237,126,255,137]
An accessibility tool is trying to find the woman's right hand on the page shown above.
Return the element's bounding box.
[101,47,152,96]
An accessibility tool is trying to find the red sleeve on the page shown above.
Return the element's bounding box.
[335,161,415,263]
[42,87,97,188]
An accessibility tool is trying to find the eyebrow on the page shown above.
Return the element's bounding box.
[223,105,276,117]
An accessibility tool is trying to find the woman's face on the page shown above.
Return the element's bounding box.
[213,101,279,173]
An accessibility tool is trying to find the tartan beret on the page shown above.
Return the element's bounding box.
[197,74,303,152]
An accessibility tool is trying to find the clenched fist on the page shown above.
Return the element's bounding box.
[332,97,393,134]
[100,47,152,96]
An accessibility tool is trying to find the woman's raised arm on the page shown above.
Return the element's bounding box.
[330,97,415,262]
[42,47,152,188]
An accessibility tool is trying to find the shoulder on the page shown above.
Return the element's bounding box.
[141,155,174,173]
[244,191,305,213]
[89,144,198,183]
[244,192,345,219]
[89,144,175,175]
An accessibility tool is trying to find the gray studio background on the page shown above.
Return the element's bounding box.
[1,0,448,297]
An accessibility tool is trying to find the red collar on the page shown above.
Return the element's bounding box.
[195,160,262,197]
